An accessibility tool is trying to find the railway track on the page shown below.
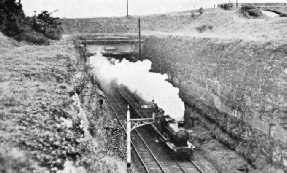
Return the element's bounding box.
[104,85,203,172]
[105,89,164,172]
[116,85,204,173]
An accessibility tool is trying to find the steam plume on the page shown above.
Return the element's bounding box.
[90,50,184,121]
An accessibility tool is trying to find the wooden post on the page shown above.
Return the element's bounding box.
[236,0,238,9]
[84,38,87,63]
[127,0,129,17]
[138,18,141,60]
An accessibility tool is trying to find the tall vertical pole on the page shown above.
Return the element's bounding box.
[127,0,129,17]
[127,105,131,169]
[138,18,141,60]
[84,38,87,63]
[236,0,238,9]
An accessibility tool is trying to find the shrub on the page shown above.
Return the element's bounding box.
[219,3,234,10]
[44,29,62,40]
[33,11,62,40]
[0,0,62,44]
[196,25,213,33]
[280,14,287,17]
[240,6,263,18]
[241,5,256,11]
[0,10,6,29]
[199,7,204,15]
[20,32,50,45]
[2,22,21,38]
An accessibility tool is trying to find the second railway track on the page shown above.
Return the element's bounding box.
[105,88,164,172]
[104,85,203,173]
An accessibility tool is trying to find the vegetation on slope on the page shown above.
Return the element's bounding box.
[240,6,263,18]
[0,0,61,45]
[0,34,125,172]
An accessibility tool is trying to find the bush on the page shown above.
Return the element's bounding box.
[33,11,62,40]
[0,10,6,28]
[280,14,287,17]
[2,22,21,38]
[219,3,234,10]
[196,25,213,33]
[44,29,62,40]
[241,5,256,11]
[199,7,204,15]
[0,0,62,44]
[240,6,263,18]
[20,32,50,45]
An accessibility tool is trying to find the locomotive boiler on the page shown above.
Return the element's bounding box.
[152,103,195,155]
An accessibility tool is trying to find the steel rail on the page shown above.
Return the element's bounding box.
[118,85,204,173]
[117,86,190,172]
[176,160,203,173]
[105,93,150,173]
[191,161,204,173]
[174,161,188,173]
[111,92,166,173]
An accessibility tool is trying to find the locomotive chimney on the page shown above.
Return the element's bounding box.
[178,121,184,128]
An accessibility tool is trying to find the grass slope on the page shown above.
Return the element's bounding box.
[177,8,287,41]
[0,33,125,172]
[0,34,77,172]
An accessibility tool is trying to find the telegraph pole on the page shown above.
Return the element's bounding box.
[138,18,141,60]
[127,0,129,17]
[126,103,154,170]
[236,0,238,9]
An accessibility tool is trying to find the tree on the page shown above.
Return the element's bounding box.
[33,11,62,39]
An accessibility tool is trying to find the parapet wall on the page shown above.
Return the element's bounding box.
[61,14,192,34]
[143,36,287,170]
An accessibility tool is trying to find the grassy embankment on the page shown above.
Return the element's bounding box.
[0,33,125,172]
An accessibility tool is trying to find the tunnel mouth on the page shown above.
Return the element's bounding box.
[102,53,138,62]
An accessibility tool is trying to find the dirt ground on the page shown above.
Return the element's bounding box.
[141,8,287,44]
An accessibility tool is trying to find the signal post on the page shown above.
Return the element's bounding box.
[126,105,154,171]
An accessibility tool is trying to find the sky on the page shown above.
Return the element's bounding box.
[21,0,287,18]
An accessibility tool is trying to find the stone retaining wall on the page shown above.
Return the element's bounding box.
[143,36,287,170]
[61,14,192,34]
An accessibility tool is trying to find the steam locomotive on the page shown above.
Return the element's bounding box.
[151,103,195,156]
[120,85,195,156]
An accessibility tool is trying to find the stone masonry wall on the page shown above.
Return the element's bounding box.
[60,15,192,34]
[143,36,287,170]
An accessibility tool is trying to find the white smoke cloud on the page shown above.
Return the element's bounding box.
[90,50,184,121]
